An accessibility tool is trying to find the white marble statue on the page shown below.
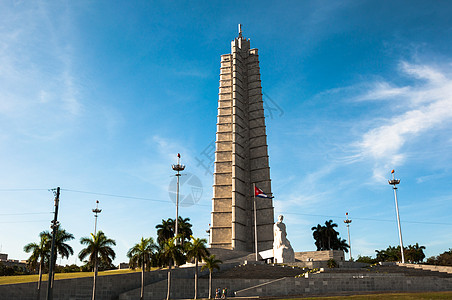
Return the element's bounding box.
[273,215,295,263]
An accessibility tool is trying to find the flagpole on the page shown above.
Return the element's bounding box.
[253,183,258,261]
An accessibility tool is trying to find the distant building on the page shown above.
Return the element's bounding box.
[0,253,27,271]
[0,253,7,261]
[118,262,129,270]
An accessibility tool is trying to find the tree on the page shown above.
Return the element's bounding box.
[311,220,349,252]
[78,231,116,300]
[201,255,222,299]
[356,255,377,264]
[156,217,193,247]
[177,217,193,246]
[427,249,452,266]
[41,227,74,286]
[405,243,426,263]
[161,237,184,300]
[324,220,339,250]
[156,218,175,246]
[311,224,324,250]
[24,234,50,300]
[185,237,209,299]
[127,237,157,300]
[332,238,350,253]
[375,245,403,262]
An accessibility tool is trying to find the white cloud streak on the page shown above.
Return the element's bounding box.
[0,2,81,139]
[354,62,452,180]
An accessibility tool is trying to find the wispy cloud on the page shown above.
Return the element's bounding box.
[353,62,452,180]
[357,82,410,101]
[0,2,81,139]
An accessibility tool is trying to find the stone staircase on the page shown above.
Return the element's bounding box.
[398,262,452,274]
[118,262,452,299]
[207,262,306,279]
[234,263,452,298]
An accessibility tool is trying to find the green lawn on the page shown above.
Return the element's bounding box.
[277,291,452,299]
[0,269,140,285]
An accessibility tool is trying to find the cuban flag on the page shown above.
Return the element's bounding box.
[254,186,274,198]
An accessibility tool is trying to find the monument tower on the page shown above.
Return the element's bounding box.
[210,25,274,253]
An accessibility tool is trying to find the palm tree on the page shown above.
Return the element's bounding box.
[156,218,175,246]
[156,217,194,247]
[311,224,324,250]
[127,237,157,300]
[185,237,209,299]
[24,235,50,300]
[41,228,74,286]
[201,255,222,299]
[332,238,349,253]
[177,217,193,246]
[161,237,184,300]
[323,220,339,250]
[406,243,426,263]
[78,231,116,300]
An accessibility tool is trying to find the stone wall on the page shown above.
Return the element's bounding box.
[0,264,238,300]
[119,278,271,300]
[235,273,452,297]
[295,250,345,262]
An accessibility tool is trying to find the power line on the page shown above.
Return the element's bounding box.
[0,220,49,224]
[3,188,448,225]
[281,212,452,226]
[0,189,49,191]
[0,212,52,216]
[61,188,211,207]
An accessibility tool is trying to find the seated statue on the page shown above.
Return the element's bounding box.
[273,215,295,263]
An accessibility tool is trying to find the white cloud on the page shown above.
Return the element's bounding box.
[358,82,410,101]
[0,2,82,139]
[354,62,452,179]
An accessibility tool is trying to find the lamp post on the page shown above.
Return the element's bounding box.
[344,212,352,261]
[388,169,405,263]
[92,200,102,235]
[172,153,185,245]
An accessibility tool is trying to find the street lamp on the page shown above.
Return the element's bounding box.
[388,169,405,263]
[92,200,102,235]
[172,153,185,245]
[344,212,352,261]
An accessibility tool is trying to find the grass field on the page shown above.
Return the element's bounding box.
[0,269,140,285]
[277,291,452,299]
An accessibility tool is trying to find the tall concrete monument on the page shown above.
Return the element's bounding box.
[210,25,274,253]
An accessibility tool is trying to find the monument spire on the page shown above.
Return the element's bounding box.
[210,28,274,253]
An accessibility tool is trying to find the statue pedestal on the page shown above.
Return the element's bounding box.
[274,244,295,263]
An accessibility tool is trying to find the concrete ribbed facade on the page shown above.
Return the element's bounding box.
[210,30,274,252]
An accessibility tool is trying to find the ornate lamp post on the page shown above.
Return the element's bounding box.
[172,153,185,245]
[388,169,405,263]
[92,200,102,235]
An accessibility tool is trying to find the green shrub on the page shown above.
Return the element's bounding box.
[327,259,338,268]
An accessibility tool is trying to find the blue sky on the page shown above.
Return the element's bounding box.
[1,1,452,265]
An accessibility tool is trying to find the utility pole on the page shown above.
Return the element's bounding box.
[388,169,405,263]
[172,153,185,245]
[344,212,352,261]
[46,187,60,300]
[92,200,102,235]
